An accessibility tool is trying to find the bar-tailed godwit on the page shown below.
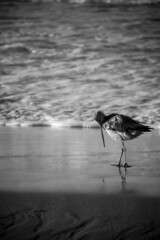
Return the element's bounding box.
[94,111,153,167]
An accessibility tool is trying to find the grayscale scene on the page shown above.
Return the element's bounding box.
[0,0,160,239]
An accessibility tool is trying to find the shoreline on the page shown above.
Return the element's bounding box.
[0,119,159,129]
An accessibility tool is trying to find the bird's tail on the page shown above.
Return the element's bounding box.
[134,125,153,132]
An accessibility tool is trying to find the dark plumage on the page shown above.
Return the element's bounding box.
[94,111,153,167]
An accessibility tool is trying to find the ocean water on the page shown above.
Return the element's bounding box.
[0,0,160,128]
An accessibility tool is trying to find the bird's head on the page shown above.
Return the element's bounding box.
[94,111,106,126]
[94,111,106,148]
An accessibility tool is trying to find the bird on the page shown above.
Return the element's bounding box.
[94,111,153,167]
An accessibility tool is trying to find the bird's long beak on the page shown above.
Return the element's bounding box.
[100,125,105,148]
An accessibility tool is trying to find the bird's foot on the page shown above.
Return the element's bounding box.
[123,163,131,168]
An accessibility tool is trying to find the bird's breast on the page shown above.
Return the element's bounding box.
[106,129,122,141]
[105,129,142,142]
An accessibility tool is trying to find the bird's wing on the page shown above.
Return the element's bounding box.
[106,114,140,132]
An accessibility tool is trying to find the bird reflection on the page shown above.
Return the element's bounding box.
[119,166,127,182]
[102,165,128,192]
[119,166,127,192]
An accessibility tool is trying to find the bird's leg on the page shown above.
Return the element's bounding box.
[118,146,124,167]
[122,142,126,166]
[122,142,130,168]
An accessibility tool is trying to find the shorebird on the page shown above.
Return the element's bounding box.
[94,111,153,167]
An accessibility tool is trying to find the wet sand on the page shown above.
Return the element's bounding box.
[0,127,160,240]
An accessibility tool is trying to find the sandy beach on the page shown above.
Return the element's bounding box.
[0,127,160,240]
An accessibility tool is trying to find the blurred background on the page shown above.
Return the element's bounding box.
[0,0,160,127]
